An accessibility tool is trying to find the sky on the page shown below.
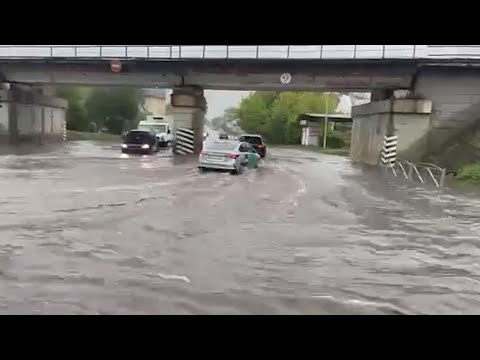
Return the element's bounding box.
[203,91,371,119]
[204,90,252,119]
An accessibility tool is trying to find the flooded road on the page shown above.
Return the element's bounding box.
[1,141,480,314]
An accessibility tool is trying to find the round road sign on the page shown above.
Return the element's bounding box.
[110,60,122,73]
[280,73,292,84]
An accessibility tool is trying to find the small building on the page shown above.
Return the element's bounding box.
[297,113,353,147]
[142,89,167,116]
[0,87,68,145]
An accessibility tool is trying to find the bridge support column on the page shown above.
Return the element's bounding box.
[370,89,394,101]
[33,85,57,96]
[0,83,68,146]
[168,86,206,155]
[350,98,432,165]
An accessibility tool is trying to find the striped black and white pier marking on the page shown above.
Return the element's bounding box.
[175,128,195,155]
[381,135,398,166]
[62,119,67,142]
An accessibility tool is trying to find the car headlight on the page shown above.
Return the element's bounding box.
[121,144,128,149]
[141,144,150,149]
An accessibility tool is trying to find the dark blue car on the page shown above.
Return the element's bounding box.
[121,130,159,154]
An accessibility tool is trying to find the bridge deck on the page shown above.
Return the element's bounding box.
[2,47,480,90]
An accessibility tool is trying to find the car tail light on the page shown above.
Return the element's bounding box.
[257,144,265,149]
[225,154,240,159]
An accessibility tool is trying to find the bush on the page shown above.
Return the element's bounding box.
[456,164,480,184]
[322,135,346,149]
[237,91,340,145]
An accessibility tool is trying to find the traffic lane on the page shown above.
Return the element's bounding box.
[3,143,479,314]
[269,147,480,315]
[0,142,381,315]
[0,142,184,220]
[0,144,428,314]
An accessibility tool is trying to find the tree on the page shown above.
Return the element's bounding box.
[56,87,89,132]
[85,87,141,134]
[223,107,239,123]
[237,91,339,144]
[237,91,277,136]
[211,116,224,131]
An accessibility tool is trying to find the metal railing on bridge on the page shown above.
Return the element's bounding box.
[0,45,479,60]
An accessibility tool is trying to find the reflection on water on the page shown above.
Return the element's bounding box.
[0,142,480,314]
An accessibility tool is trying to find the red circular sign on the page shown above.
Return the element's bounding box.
[110,60,122,73]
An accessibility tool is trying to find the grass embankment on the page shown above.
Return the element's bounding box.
[455,164,480,185]
[67,131,121,142]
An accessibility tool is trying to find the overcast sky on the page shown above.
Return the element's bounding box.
[204,90,251,119]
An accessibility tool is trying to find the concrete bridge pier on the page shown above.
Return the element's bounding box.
[168,86,206,155]
[0,83,68,145]
[350,97,432,165]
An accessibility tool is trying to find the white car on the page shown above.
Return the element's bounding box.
[137,120,174,147]
[199,141,260,174]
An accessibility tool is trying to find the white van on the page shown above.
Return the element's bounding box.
[137,116,174,147]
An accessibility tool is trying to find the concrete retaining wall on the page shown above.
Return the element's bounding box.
[0,87,68,145]
[351,68,480,166]
[350,99,432,165]
[414,67,480,155]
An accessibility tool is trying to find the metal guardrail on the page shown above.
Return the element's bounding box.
[0,45,475,60]
[384,159,446,188]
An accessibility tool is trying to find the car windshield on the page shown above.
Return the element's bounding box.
[138,124,167,133]
[239,136,262,145]
[205,142,238,151]
[125,131,151,143]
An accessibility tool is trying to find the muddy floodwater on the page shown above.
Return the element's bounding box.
[0,141,480,314]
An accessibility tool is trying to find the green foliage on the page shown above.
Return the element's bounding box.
[135,110,147,127]
[57,86,143,135]
[237,91,339,145]
[224,107,239,122]
[67,130,121,142]
[56,87,89,132]
[84,88,141,134]
[210,107,241,134]
[211,116,224,130]
[322,135,346,149]
[456,164,480,184]
[237,91,277,136]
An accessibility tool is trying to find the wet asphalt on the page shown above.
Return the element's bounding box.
[1,140,480,315]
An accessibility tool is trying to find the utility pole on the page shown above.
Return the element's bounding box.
[323,94,329,149]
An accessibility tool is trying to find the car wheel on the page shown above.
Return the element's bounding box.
[231,165,240,175]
